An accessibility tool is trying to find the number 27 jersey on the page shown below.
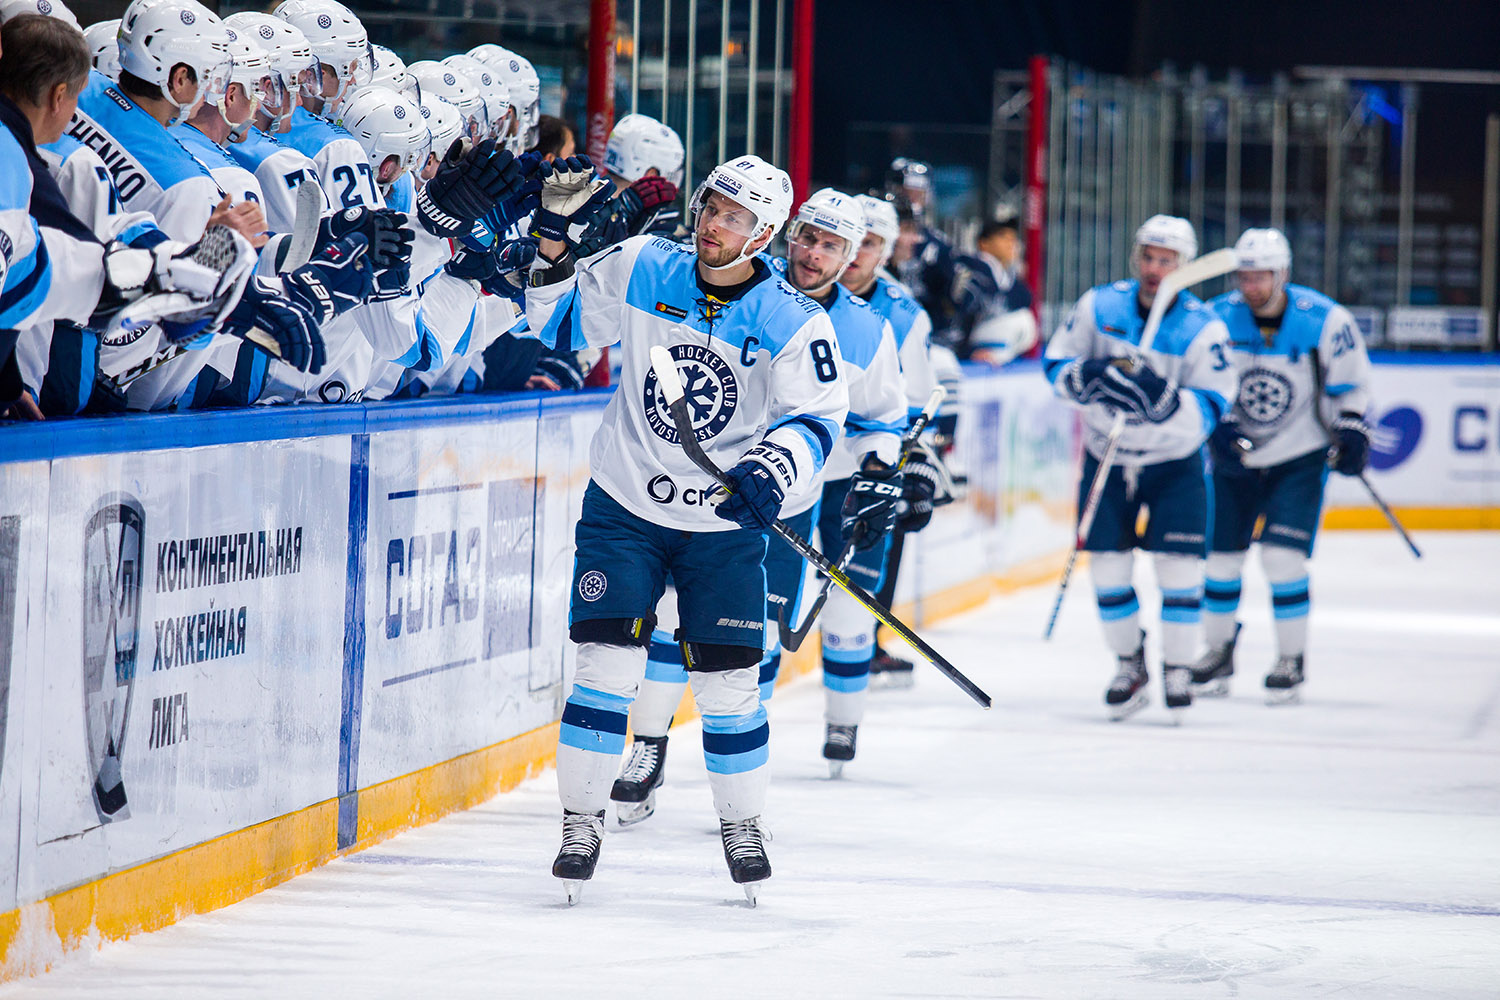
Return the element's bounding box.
[526,235,850,532]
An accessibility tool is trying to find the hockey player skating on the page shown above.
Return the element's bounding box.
[525,154,848,904]
[1043,215,1237,721]
[1196,228,1372,704]
[839,193,942,687]
[610,188,905,822]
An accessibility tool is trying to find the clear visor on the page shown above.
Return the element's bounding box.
[198,57,235,105]
[788,220,854,261]
[691,184,768,240]
[314,44,375,109]
[255,72,289,117]
[463,106,487,143]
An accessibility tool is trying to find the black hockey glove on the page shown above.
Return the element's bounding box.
[1209,419,1253,475]
[281,233,374,323]
[896,447,941,533]
[1087,359,1179,423]
[1329,413,1371,476]
[1061,357,1112,404]
[841,462,904,549]
[416,139,527,238]
[711,442,796,531]
[222,276,326,374]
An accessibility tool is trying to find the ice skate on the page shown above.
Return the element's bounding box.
[1191,622,1240,696]
[720,816,771,905]
[823,723,857,777]
[1265,653,1305,705]
[869,647,915,689]
[552,809,604,905]
[1105,639,1149,721]
[610,735,667,827]
[1163,665,1193,722]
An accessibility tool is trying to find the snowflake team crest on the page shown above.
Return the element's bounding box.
[642,343,739,443]
[1236,368,1294,426]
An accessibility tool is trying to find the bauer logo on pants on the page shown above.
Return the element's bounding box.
[578,570,607,602]
[642,343,739,444]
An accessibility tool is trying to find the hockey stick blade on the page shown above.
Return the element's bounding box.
[282,180,324,272]
[776,384,947,652]
[649,347,991,709]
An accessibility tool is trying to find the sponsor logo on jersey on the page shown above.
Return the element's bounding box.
[645,473,714,506]
[0,231,11,264]
[1236,368,1294,426]
[642,343,739,444]
[577,569,607,602]
[1370,405,1421,470]
[653,301,687,320]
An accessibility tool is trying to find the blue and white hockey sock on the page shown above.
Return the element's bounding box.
[629,627,688,739]
[1262,545,1311,658]
[1154,553,1204,666]
[557,641,645,814]
[822,590,873,726]
[1090,551,1141,657]
[691,668,770,821]
[1203,550,1247,648]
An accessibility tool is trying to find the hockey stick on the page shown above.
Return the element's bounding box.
[1043,247,1239,639]
[280,180,324,272]
[651,348,989,707]
[1309,347,1421,559]
[777,385,947,652]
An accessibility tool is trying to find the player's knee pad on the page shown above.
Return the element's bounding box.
[1089,550,1134,591]
[679,638,761,673]
[573,641,648,700]
[690,666,761,718]
[569,613,657,648]
[1206,549,1248,582]
[1259,543,1308,584]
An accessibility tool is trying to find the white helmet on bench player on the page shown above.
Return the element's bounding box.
[272,0,372,118]
[855,193,900,264]
[0,0,78,26]
[473,46,539,151]
[442,54,513,143]
[690,154,793,272]
[118,0,233,125]
[407,60,488,144]
[224,12,316,129]
[83,19,121,79]
[219,25,278,140]
[418,93,464,163]
[605,113,684,187]
[370,44,417,100]
[1133,214,1197,264]
[337,85,431,189]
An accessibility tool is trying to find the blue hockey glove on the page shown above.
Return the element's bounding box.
[222,276,326,374]
[496,237,538,274]
[416,139,527,238]
[1061,357,1113,404]
[1329,413,1371,475]
[531,155,610,243]
[711,442,796,531]
[841,462,904,549]
[282,233,373,323]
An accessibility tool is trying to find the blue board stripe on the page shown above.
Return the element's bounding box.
[337,433,370,851]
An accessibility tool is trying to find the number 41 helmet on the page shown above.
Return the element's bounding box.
[788,187,867,268]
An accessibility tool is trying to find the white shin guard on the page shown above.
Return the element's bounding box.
[1261,544,1311,658]
[1203,549,1248,646]
[1089,550,1141,656]
[1154,552,1204,666]
[691,667,770,821]
[556,642,646,815]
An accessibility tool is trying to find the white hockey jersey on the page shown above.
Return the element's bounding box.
[171,123,266,211]
[1207,284,1372,469]
[1044,279,1238,466]
[862,273,938,420]
[280,107,384,212]
[226,127,327,235]
[526,234,850,531]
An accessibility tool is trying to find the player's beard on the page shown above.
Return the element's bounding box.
[696,230,748,269]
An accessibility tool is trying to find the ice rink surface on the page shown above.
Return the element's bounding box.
[4,532,1498,999]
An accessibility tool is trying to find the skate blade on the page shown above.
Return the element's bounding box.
[1168,706,1188,725]
[827,761,845,779]
[743,883,758,907]
[1192,678,1230,697]
[1107,692,1149,722]
[614,791,656,827]
[874,672,915,691]
[1265,688,1303,706]
[564,880,585,906]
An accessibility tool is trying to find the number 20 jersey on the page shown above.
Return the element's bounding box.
[525,234,850,532]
